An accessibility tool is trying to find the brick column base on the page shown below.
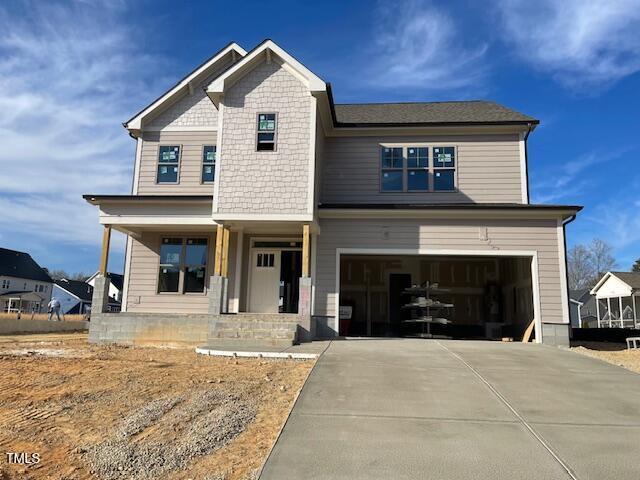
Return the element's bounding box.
[298,277,312,342]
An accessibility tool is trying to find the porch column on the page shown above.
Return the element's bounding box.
[596,297,601,328]
[209,224,229,315]
[298,224,312,342]
[633,294,638,328]
[91,225,112,314]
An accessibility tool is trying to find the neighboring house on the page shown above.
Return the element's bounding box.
[84,40,581,346]
[0,247,53,313]
[569,289,598,328]
[86,272,123,303]
[53,279,121,315]
[590,272,640,328]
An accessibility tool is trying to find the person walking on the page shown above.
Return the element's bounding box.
[47,297,61,321]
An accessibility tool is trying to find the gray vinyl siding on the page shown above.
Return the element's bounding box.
[126,231,217,313]
[313,217,563,328]
[137,131,217,194]
[320,134,523,204]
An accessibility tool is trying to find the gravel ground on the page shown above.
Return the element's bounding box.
[0,333,313,480]
[571,341,640,374]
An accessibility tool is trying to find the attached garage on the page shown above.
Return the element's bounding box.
[338,254,535,340]
[313,207,581,345]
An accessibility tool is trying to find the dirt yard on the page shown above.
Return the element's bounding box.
[0,333,314,480]
[572,341,640,374]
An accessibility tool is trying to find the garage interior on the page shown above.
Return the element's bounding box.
[339,255,535,341]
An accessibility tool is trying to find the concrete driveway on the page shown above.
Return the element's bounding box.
[260,339,640,480]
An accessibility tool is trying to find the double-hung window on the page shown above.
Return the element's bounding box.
[381,147,403,191]
[202,145,216,183]
[257,113,277,151]
[157,145,180,183]
[380,145,456,192]
[407,147,429,191]
[433,147,455,191]
[158,237,208,293]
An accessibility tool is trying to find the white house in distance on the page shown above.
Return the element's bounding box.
[86,272,123,303]
[590,271,640,328]
[53,278,121,315]
[0,247,53,313]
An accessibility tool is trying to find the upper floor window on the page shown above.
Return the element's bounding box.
[380,145,456,192]
[158,237,208,294]
[202,145,216,183]
[256,113,277,151]
[157,145,180,183]
[381,147,403,191]
[1,279,9,289]
[433,146,455,191]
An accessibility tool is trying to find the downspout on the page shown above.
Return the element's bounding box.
[523,123,533,204]
[562,214,577,336]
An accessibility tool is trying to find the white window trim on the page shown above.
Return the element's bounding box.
[201,144,217,185]
[156,237,209,295]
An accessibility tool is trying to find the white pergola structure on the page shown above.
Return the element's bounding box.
[0,291,44,314]
[591,272,640,329]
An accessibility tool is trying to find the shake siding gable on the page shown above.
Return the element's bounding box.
[137,131,217,194]
[216,60,311,214]
[321,134,523,204]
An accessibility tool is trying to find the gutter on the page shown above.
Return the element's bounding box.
[562,213,578,330]
[523,123,534,204]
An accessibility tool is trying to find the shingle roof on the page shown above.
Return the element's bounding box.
[55,279,94,301]
[332,101,538,126]
[0,248,52,283]
[612,272,640,290]
[106,273,124,291]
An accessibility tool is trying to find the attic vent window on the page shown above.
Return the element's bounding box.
[256,113,276,151]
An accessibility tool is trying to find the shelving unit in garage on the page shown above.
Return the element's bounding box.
[401,282,454,339]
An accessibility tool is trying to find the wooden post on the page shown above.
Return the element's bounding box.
[99,225,112,275]
[214,224,224,275]
[221,227,230,277]
[302,224,310,278]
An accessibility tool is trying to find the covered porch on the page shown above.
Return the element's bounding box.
[84,195,316,329]
[591,271,640,329]
[0,291,45,314]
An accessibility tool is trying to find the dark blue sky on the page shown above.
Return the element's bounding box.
[0,0,638,275]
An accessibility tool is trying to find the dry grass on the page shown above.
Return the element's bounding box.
[571,341,640,374]
[0,333,314,480]
[0,313,87,322]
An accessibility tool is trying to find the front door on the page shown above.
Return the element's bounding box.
[249,250,281,313]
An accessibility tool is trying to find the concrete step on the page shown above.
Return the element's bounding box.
[211,330,296,340]
[222,313,300,323]
[204,338,295,349]
[212,321,298,331]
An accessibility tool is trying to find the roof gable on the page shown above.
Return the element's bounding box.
[124,42,247,134]
[590,271,639,297]
[206,39,326,107]
[0,248,52,283]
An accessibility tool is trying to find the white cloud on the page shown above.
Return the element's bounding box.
[497,0,640,89]
[0,1,163,262]
[531,148,630,203]
[367,0,488,91]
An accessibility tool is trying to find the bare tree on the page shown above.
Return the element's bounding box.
[46,269,70,280]
[589,239,617,281]
[567,245,593,290]
[566,239,617,289]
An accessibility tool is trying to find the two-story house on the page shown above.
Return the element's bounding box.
[85,40,580,347]
[0,247,53,313]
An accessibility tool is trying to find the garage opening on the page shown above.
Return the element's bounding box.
[339,254,535,341]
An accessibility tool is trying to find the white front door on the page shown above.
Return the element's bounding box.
[249,250,281,313]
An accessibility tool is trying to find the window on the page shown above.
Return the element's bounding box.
[257,253,275,267]
[158,237,208,293]
[256,113,277,151]
[1,279,9,289]
[380,145,456,192]
[381,147,403,191]
[202,145,216,183]
[407,147,428,191]
[433,146,455,191]
[157,145,180,183]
